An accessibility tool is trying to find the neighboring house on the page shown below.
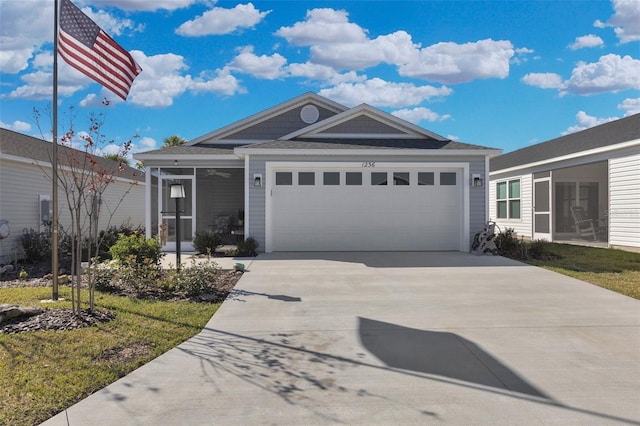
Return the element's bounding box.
[134,92,500,253]
[489,113,640,251]
[0,128,145,263]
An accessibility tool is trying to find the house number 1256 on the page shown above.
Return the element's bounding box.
[362,162,376,168]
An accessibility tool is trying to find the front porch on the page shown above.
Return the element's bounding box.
[147,166,245,251]
[531,161,609,244]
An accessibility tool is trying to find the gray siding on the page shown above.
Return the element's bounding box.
[0,158,144,263]
[247,154,488,252]
[227,104,337,140]
[320,116,403,134]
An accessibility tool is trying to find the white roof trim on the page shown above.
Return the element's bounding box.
[489,138,640,176]
[281,104,448,141]
[187,92,347,145]
[234,147,501,157]
[134,153,240,161]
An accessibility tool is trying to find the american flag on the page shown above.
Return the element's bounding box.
[58,0,141,101]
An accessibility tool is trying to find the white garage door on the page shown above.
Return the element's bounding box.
[268,164,464,251]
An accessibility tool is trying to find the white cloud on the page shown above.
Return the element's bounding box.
[275,8,368,46]
[318,78,452,108]
[189,68,243,96]
[311,30,418,70]
[0,120,32,132]
[512,47,535,65]
[522,54,640,95]
[81,6,144,36]
[391,107,451,124]
[566,54,640,95]
[618,97,640,115]
[227,46,286,79]
[568,34,604,50]
[398,39,515,84]
[126,51,243,107]
[521,72,565,89]
[276,9,416,70]
[277,9,517,84]
[594,0,640,43]
[176,3,270,36]
[0,1,52,73]
[87,0,198,12]
[286,62,366,85]
[562,111,619,135]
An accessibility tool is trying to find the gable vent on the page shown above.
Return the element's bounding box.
[300,105,320,124]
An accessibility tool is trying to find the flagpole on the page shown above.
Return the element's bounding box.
[52,0,59,300]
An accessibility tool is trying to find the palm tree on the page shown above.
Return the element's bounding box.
[162,134,187,149]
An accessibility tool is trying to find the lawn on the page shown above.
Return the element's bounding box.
[521,243,640,299]
[0,286,220,426]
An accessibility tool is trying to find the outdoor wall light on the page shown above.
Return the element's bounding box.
[253,173,263,187]
[472,174,483,188]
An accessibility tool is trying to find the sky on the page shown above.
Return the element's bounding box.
[0,0,639,159]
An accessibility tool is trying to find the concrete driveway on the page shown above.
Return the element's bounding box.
[43,252,640,425]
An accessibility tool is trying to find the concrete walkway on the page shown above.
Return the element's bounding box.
[43,252,640,425]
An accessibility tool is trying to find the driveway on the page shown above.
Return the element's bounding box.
[43,252,640,425]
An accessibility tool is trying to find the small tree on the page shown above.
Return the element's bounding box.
[35,105,140,313]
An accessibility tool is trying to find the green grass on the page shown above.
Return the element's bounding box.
[522,243,640,299]
[0,286,220,426]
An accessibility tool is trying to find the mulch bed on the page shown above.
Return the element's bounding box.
[0,267,243,334]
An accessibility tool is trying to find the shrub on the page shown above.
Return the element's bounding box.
[20,229,51,263]
[193,230,222,254]
[494,228,523,258]
[96,224,144,260]
[109,233,163,266]
[93,264,116,292]
[236,237,258,257]
[160,259,220,297]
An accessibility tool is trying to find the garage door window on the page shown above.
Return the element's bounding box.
[371,172,387,186]
[440,172,457,185]
[298,172,315,186]
[323,172,340,185]
[393,172,410,185]
[276,172,292,185]
[346,172,362,185]
[418,172,434,185]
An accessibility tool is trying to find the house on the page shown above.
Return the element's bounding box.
[0,128,145,263]
[134,93,500,253]
[489,113,640,251]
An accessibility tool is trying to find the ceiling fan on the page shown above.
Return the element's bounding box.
[204,169,231,178]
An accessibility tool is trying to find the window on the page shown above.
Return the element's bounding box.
[393,172,410,185]
[496,179,520,219]
[440,172,457,185]
[275,172,292,185]
[371,172,387,186]
[323,172,340,185]
[298,172,315,186]
[346,172,362,185]
[418,172,434,185]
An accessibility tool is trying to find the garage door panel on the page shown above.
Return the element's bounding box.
[270,168,462,251]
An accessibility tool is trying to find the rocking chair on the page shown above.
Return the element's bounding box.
[570,206,597,241]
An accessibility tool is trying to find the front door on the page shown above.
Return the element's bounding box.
[533,172,552,241]
[159,176,195,251]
